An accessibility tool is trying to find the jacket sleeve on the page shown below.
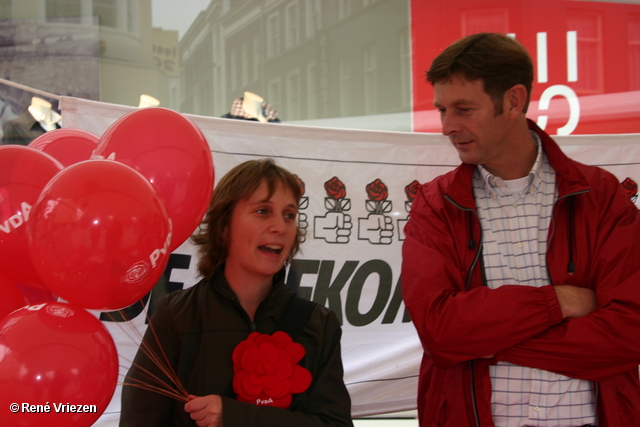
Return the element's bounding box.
[401,184,564,368]
[119,296,182,427]
[498,188,640,381]
[220,309,353,427]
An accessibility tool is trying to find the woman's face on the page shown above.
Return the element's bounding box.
[225,179,298,284]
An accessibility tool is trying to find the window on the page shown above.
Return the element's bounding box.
[241,40,249,86]
[363,44,378,114]
[46,0,82,23]
[339,57,352,116]
[287,69,301,120]
[253,33,261,82]
[268,78,282,117]
[266,13,280,59]
[398,28,410,108]
[305,0,321,39]
[229,46,238,91]
[630,16,640,90]
[128,0,139,33]
[462,8,509,35]
[307,61,318,118]
[285,1,300,50]
[339,0,352,21]
[0,2,12,20]
[93,0,118,29]
[567,11,604,93]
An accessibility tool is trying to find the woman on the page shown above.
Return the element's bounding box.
[120,159,353,427]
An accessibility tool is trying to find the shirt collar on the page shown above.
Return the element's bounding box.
[477,130,544,198]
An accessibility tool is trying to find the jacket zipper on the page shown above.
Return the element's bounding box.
[546,190,589,277]
[445,195,483,427]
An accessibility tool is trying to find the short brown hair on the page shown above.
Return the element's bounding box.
[426,33,534,114]
[191,158,304,279]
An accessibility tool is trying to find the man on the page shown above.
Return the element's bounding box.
[401,32,640,427]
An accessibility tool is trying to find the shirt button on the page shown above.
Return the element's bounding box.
[517,242,523,248]
[534,406,540,412]
[512,202,518,208]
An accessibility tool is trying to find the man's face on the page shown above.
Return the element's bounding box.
[433,77,512,175]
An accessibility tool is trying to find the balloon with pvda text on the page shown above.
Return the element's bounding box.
[0,145,63,290]
[0,302,118,427]
[27,159,172,311]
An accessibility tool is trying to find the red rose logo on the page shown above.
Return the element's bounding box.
[324,177,346,199]
[405,180,421,202]
[232,331,312,408]
[622,177,638,202]
[366,179,388,202]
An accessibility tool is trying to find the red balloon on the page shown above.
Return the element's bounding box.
[15,283,58,305]
[0,273,28,320]
[0,145,63,289]
[28,128,99,167]
[0,302,118,427]
[94,107,214,251]
[28,159,172,310]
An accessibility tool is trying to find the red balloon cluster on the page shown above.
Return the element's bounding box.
[0,107,214,425]
[0,107,214,311]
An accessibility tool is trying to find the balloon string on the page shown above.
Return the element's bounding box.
[121,379,190,403]
[116,353,186,404]
[111,312,187,397]
[105,305,189,402]
[139,307,190,398]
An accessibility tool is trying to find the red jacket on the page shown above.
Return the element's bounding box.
[402,120,640,427]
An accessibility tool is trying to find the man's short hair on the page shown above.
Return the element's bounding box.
[426,33,534,114]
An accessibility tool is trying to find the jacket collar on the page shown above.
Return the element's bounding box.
[444,119,590,208]
[211,263,288,304]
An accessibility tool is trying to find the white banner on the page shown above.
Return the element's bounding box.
[58,97,640,425]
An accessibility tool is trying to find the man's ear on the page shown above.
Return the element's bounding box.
[505,84,528,119]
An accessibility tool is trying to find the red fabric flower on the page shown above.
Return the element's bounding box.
[232,331,312,408]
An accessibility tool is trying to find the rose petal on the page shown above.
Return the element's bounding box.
[259,342,279,363]
[274,394,292,409]
[233,371,247,395]
[262,375,278,390]
[290,365,312,393]
[241,346,261,372]
[243,373,264,396]
[249,372,263,386]
[232,340,253,366]
[277,348,292,363]
[264,379,286,398]
[285,342,306,363]
[275,360,293,379]
[272,331,293,345]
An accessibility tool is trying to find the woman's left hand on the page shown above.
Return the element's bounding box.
[184,394,223,427]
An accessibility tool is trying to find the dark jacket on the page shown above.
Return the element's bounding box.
[120,267,353,427]
[1,109,58,145]
[402,120,640,426]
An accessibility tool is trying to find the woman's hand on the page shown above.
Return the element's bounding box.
[184,394,223,427]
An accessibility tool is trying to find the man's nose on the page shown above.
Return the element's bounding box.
[441,111,459,136]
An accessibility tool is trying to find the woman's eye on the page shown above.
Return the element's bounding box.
[284,212,297,220]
